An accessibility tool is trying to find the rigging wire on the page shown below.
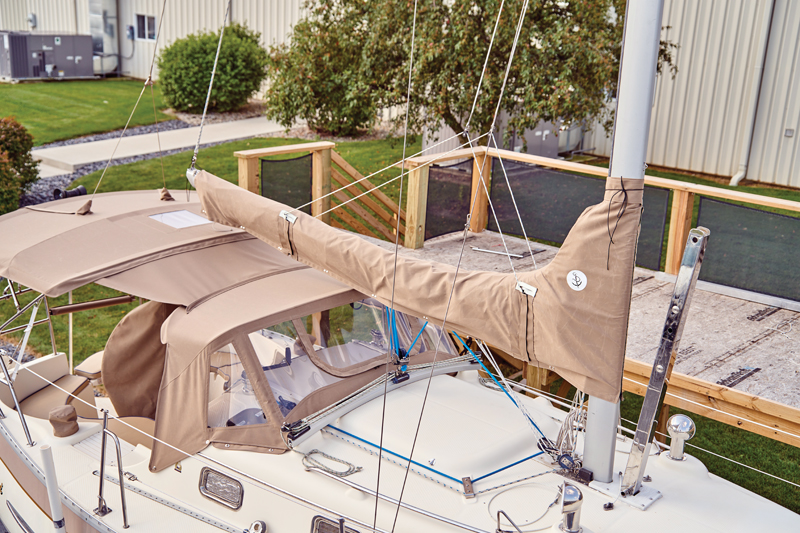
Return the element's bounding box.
[464,131,519,282]
[291,128,467,215]
[312,131,490,219]
[148,0,170,193]
[7,319,800,515]
[189,0,232,173]
[89,0,170,202]
[465,0,508,131]
[376,1,419,529]
[488,133,537,268]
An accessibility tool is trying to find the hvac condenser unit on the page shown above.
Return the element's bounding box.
[0,32,94,81]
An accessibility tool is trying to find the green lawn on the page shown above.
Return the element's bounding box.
[619,391,800,514]
[74,136,418,201]
[0,79,171,146]
[2,136,798,514]
[2,135,419,366]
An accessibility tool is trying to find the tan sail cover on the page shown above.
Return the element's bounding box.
[195,171,643,402]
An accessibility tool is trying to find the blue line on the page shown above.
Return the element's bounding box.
[409,321,428,353]
[472,452,544,482]
[452,331,546,439]
[327,425,462,484]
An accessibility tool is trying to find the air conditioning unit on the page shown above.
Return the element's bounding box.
[0,32,95,81]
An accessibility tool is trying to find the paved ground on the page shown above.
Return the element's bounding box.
[357,230,800,408]
[31,116,284,172]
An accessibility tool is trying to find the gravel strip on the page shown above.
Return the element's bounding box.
[32,119,191,151]
[0,339,36,363]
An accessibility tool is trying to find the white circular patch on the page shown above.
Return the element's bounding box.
[567,270,587,292]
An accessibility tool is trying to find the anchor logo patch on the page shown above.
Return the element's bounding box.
[567,270,587,292]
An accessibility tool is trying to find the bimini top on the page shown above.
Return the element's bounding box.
[0,189,294,303]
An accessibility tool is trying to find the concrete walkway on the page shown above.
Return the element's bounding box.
[32,117,284,173]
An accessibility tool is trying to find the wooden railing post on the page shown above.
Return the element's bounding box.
[237,157,260,194]
[664,190,696,275]
[404,162,429,249]
[312,148,332,225]
[469,150,492,233]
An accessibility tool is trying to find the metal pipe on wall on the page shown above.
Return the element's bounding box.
[729,0,776,186]
[582,0,665,484]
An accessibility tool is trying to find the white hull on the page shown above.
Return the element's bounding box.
[0,369,796,533]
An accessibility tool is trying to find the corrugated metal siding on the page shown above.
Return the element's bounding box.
[0,0,89,33]
[586,0,800,187]
[118,0,303,80]
[747,0,800,187]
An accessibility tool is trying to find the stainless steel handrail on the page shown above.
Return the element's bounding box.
[496,510,523,533]
[94,410,130,528]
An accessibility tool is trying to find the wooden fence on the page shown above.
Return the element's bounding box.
[234,142,405,241]
[404,146,800,274]
[235,141,800,449]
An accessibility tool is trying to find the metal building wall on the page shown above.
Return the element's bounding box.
[583,0,800,186]
[747,0,800,187]
[0,0,90,34]
[117,0,303,80]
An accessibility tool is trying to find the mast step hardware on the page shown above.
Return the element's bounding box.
[620,227,710,497]
[462,477,475,499]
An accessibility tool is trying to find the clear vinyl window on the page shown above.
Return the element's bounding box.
[207,343,267,428]
[245,299,456,418]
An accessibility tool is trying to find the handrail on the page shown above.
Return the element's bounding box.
[95,410,130,529]
[409,145,800,213]
[233,141,335,160]
[623,358,800,448]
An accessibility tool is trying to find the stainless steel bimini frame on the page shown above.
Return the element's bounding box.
[0,293,48,448]
[620,227,710,496]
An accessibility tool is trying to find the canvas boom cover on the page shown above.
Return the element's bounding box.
[195,171,642,402]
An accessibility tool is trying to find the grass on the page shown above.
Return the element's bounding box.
[73,136,419,201]
[2,135,419,367]
[619,391,800,514]
[2,135,799,513]
[0,79,171,146]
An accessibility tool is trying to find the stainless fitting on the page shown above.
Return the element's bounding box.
[667,414,696,461]
[560,482,583,533]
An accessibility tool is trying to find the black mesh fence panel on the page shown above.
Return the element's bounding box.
[697,198,800,302]
[487,159,669,270]
[260,154,313,214]
[425,159,473,240]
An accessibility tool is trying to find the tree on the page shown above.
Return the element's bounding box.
[265,0,377,136]
[0,117,39,215]
[158,23,269,113]
[266,0,676,144]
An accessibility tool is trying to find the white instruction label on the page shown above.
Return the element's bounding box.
[566,270,587,292]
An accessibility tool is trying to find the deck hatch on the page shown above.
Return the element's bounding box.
[199,467,244,510]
